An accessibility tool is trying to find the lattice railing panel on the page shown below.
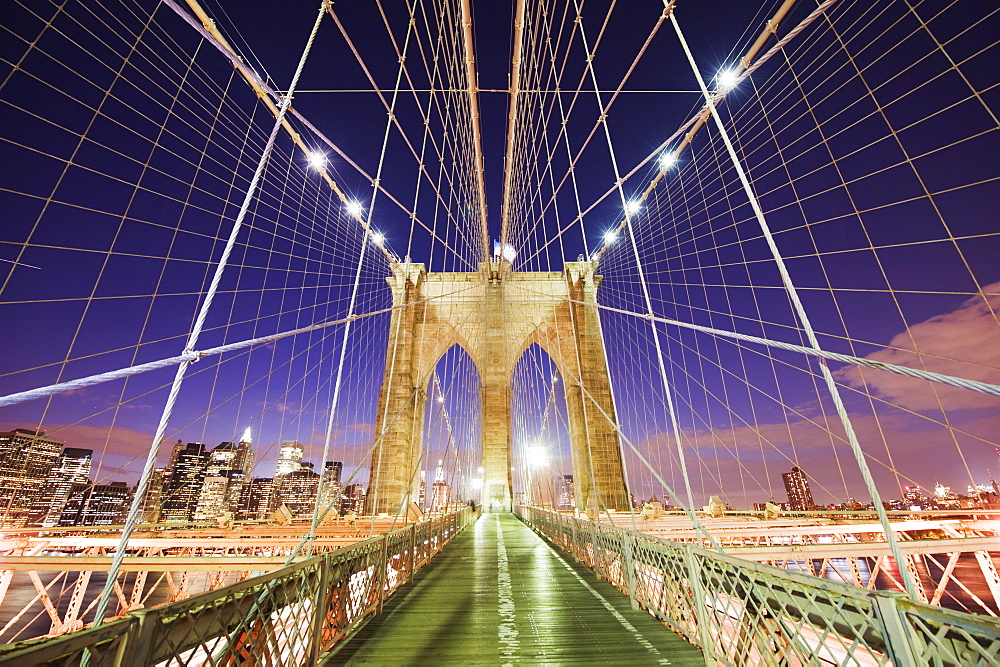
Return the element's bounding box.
[515,507,1000,667]
[897,599,1000,667]
[0,509,474,666]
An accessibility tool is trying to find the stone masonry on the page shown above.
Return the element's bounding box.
[364,261,629,514]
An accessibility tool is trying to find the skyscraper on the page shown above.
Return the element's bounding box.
[237,477,277,521]
[782,466,815,511]
[138,468,167,523]
[318,461,343,517]
[557,474,575,510]
[193,439,253,522]
[31,447,92,527]
[0,428,64,527]
[429,460,449,512]
[58,481,132,526]
[275,441,303,477]
[340,484,365,515]
[161,443,208,522]
[276,465,320,518]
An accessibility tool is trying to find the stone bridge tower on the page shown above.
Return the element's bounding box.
[365,261,629,514]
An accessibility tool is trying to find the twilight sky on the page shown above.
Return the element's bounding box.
[0,0,997,509]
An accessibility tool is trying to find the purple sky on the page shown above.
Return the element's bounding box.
[0,0,997,509]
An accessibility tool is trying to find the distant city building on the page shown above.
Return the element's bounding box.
[31,447,92,527]
[277,465,320,518]
[430,481,450,511]
[58,481,132,526]
[428,460,449,511]
[194,473,231,522]
[0,428,64,527]
[275,441,303,477]
[782,466,815,511]
[138,467,167,523]
[193,437,254,522]
[340,484,365,515]
[161,442,208,522]
[226,430,254,513]
[903,486,929,510]
[238,477,277,521]
[557,475,575,510]
[318,461,342,517]
[324,461,343,484]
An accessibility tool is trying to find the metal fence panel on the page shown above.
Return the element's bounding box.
[515,506,1000,667]
[0,508,473,666]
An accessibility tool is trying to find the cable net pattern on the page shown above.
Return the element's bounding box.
[0,0,999,653]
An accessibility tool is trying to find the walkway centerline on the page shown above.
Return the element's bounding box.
[327,513,703,664]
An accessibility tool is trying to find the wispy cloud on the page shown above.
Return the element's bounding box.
[835,283,1000,412]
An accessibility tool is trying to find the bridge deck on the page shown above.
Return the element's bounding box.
[327,513,703,665]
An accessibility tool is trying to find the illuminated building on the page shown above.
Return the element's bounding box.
[160,442,208,522]
[557,475,575,510]
[318,461,342,517]
[238,477,277,521]
[275,441,303,477]
[781,466,815,511]
[0,428,64,528]
[194,437,254,521]
[138,468,167,523]
[276,464,320,518]
[340,484,365,515]
[58,481,132,526]
[31,447,92,527]
[429,460,449,512]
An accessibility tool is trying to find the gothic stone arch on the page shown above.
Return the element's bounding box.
[365,261,629,514]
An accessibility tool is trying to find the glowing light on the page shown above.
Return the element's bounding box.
[370,231,385,245]
[436,395,445,404]
[241,426,252,443]
[527,446,548,468]
[624,200,642,216]
[603,230,619,244]
[477,466,484,474]
[716,68,740,91]
[658,153,677,170]
[345,201,365,217]
[307,151,327,170]
[472,478,483,489]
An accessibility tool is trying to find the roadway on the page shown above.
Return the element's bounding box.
[326,513,703,665]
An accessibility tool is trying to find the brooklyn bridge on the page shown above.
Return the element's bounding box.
[1,0,999,664]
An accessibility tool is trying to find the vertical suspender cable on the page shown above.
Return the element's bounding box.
[305,2,418,552]
[571,0,710,545]
[86,0,332,633]
[667,8,919,601]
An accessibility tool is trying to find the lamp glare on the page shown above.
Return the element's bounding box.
[307,151,327,170]
[717,68,740,91]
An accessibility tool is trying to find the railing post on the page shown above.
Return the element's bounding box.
[376,534,390,614]
[684,545,715,666]
[570,513,580,562]
[408,523,417,583]
[621,530,640,610]
[872,594,917,666]
[590,519,603,578]
[308,554,331,664]
[122,608,157,665]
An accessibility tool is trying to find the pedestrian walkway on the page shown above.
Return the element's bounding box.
[326,513,704,665]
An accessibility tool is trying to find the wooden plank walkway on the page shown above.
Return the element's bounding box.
[325,513,705,665]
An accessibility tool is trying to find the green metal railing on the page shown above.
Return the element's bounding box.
[0,508,473,666]
[516,506,1000,666]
